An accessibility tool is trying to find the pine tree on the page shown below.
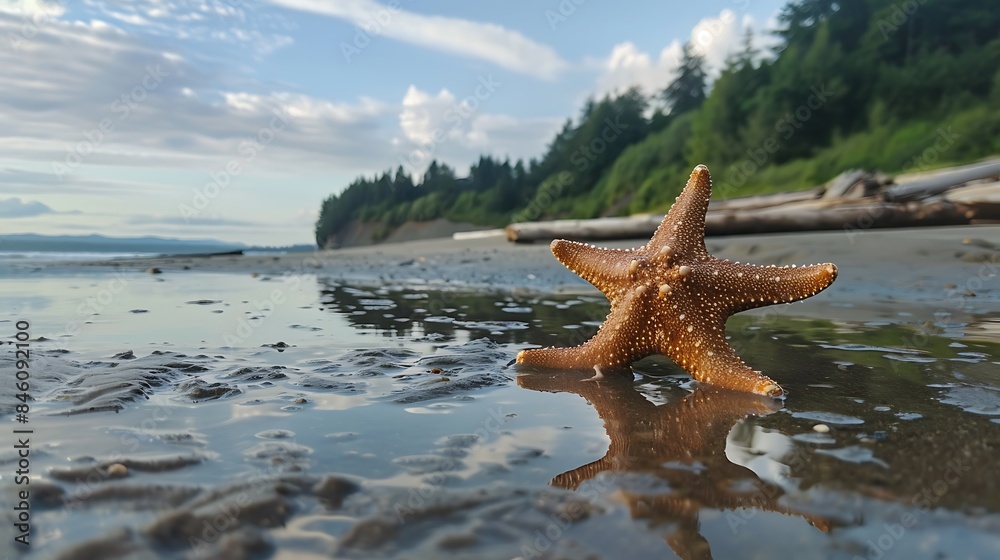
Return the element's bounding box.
[662,42,707,116]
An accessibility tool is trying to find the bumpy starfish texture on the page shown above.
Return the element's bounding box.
[516,165,838,396]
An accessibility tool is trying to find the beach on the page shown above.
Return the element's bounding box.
[72,224,1000,323]
[1,225,999,559]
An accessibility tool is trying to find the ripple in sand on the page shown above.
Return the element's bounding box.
[49,454,204,482]
[387,339,511,404]
[177,378,242,401]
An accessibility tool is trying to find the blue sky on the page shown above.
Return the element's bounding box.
[0,0,785,245]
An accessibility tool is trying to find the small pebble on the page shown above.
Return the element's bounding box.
[147,268,162,274]
[813,424,830,433]
[107,463,128,478]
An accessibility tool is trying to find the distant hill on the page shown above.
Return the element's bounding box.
[0,233,246,254]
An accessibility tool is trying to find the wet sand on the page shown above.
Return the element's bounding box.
[1,225,998,559]
[65,224,1000,316]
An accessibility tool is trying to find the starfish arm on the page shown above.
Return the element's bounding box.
[549,239,636,301]
[647,165,712,262]
[708,261,838,314]
[659,313,782,396]
[517,285,655,370]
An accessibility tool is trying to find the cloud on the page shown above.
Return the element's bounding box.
[0,9,562,190]
[593,9,777,99]
[399,85,462,145]
[264,0,567,79]
[0,197,58,218]
[0,0,64,16]
[393,85,561,175]
[0,12,399,176]
[68,0,294,56]
[595,41,684,99]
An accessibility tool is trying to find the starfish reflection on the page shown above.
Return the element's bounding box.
[518,371,833,559]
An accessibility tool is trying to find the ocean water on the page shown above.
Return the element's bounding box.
[0,260,998,559]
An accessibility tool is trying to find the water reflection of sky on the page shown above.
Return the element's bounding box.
[1,271,999,558]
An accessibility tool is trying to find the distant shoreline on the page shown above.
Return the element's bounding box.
[39,224,998,328]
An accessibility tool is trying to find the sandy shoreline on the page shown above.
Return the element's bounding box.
[6,225,1000,559]
[52,224,1000,324]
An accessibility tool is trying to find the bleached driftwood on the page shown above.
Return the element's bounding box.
[708,187,823,212]
[505,215,664,243]
[505,200,1000,243]
[882,158,1000,201]
[504,160,1000,244]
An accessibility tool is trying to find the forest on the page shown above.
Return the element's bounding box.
[315,0,1000,247]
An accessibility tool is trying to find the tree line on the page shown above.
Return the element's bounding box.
[316,0,1000,247]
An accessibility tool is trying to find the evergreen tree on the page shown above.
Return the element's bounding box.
[662,42,707,116]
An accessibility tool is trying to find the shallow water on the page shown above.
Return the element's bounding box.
[1,269,999,559]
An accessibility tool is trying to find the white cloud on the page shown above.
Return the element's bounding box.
[595,41,684,99]
[0,0,64,16]
[689,9,762,77]
[264,0,567,79]
[593,9,777,99]
[0,11,397,176]
[394,85,561,175]
[399,85,460,145]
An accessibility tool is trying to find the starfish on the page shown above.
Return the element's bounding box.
[516,164,838,396]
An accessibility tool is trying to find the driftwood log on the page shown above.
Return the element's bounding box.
[882,158,1000,201]
[708,187,823,211]
[504,159,1000,244]
[505,200,1000,243]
